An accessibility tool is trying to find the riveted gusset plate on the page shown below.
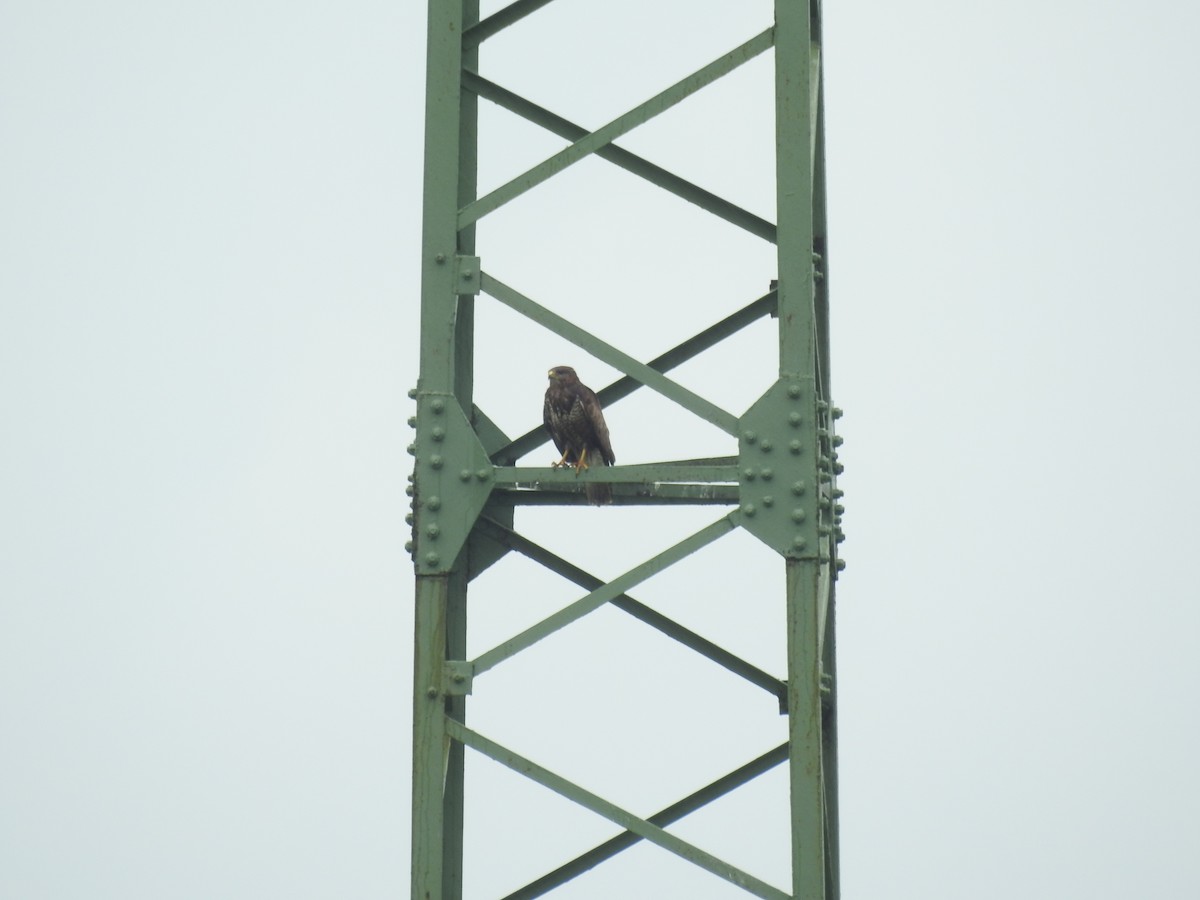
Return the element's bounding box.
[737,377,822,559]
[409,392,495,575]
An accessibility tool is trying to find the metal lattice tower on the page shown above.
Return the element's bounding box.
[410,1,841,896]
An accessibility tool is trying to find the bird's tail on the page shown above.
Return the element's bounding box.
[585,482,612,506]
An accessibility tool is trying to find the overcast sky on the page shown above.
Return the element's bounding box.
[3,1,1199,898]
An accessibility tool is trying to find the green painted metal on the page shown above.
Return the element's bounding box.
[447,721,792,900]
[462,71,777,242]
[469,514,735,676]
[413,1,842,896]
[458,28,775,228]
[502,743,790,900]
[475,516,788,707]
[482,273,741,435]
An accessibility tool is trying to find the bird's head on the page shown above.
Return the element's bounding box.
[547,366,578,383]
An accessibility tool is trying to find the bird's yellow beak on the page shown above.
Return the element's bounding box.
[547,369,556,379]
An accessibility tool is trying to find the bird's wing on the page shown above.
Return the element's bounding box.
[581,389,615,464]
[543,391,566,454]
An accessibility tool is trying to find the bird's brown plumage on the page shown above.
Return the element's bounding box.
[543,366,615,505]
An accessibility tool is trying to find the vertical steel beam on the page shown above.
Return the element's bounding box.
[775,2,830,898]
[774,0,816,376]
[442,1,479,892]
[412,575,449,900]
[787,560,826,899]
[414,1,472,898]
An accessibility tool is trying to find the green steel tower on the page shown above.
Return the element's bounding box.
[409,2,842,896]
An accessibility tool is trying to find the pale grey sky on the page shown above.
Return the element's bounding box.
[2,1,1199,898]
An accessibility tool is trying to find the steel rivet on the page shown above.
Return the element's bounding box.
[453,673,466,684]
[426,524,440,539]
[435,253,446,264]
[787,384,802,399]
[743,430,758,444]
[760,439,773,452]
[431,427,446,441]
[405,513,414,525]
[760,467,774,481]
[404,540,414,552]
[407,416,417,428]
[762,495,774,507]
[790,440,803,455]
[742,468,757,481]
[792,508,807,523]
[460,469,472,481]
[741,503,756,517]
[834,503,845,515]
[788,412,802,427]
[431,399,445,414]
[832,407,844,419]
[406,443,417,456]
[793,535,807,550]
[476,468,490,481]
[430,455,444,469]
[832,435,844,447]
[427,496,441,511]
[461,269,474,279]
[834,462,845,475]
[836,559,847,571]
[425,552,440,567]
[405,485,414,497]
[792,481,806,496]
[408,387,418,399]
[426,686,438,698]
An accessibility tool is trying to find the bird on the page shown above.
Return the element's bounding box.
[543,365,615,506]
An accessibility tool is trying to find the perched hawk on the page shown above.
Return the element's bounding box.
[544,366,615,506]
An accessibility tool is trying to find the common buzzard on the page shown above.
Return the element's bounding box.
[544,366,615,505]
